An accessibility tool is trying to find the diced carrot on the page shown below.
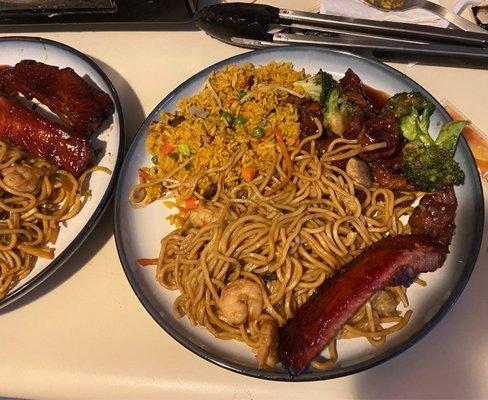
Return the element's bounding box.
[160,142,174,155]
[185,197,198,209]
[138,169,150,182]
[137,258,158,266]
[274,129,293,176]
[241,164,256,182]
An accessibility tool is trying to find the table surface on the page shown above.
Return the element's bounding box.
[1,1,488,399]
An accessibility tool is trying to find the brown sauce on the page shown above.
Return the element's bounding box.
[364,85,390,111]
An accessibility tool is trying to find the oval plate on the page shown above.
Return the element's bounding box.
[0,37,124,309]
[114,47,483,381]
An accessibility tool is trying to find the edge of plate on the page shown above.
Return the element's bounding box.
[0,36,125,310]
[113,46,484,381]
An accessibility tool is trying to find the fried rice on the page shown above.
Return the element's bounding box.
[139,62,306,203]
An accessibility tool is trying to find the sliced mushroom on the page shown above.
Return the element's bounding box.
[346,157,372,187]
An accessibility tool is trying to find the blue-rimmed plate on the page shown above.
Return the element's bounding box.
[0,37,124,309]
[114,47,483,381]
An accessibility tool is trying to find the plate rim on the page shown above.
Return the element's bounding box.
[0,36,125,309]
[113,46,484,381]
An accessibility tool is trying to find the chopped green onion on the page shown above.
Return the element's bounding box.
[179,143,191,157]
[169,152,178,160]
[252,126,265,138]
[259,117,268,127]
[234,115,247,126]
[151,155,159,165]
[237,90,247,100]
[221,111,234,125]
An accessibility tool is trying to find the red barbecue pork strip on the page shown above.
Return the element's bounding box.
[0,94,93,177]
[278,235,447,377]
[0,60,114,136]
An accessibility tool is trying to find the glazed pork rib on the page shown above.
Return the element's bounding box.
[0,94,93,177]
[0,60,114,136]
[278,235,448,377]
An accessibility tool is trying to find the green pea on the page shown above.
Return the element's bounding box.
[179,143,191,157]
[252,126,265,138]
[151,155,159,165]
[237,90,247,100]
[221,111,234,125]
[234,115,247,126]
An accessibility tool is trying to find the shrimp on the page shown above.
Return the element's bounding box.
[256,319,278,369]
[219,279,263,326]
[187,203,217,228]
[1,165,46,193]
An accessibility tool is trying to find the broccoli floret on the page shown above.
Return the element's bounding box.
[315,71,359,136]
[317,71,339,107]
[435,120,469,154]
[400,140,465,192]
[382,92,436,143]
[293,70,338,104]
[293,76,322,101]
[322,87,359,136]
[382,92,435,119]
[398,108,435,145]
[399,117,468,192]
[294,71,361,136]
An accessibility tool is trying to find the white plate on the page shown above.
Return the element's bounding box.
[0,37,124,308]
[114,47,483,381]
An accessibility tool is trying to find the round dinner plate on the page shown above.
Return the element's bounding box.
[0,37,124,309]
[114,47,483,381]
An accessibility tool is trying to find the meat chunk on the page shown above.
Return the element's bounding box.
[0,60,114,136]
[284,95,322,138]
[367,141,415,191]
[278,235,447,376]
[0,94,93,177]
[409,187,457,247]
[343,109,363,140]
[369,159,415,191]
[243,74,254,90]
[358,114,399,162]
[299,101,322,137]
[339,68,374,116]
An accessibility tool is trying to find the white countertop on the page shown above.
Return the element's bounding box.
[1,1,488,399]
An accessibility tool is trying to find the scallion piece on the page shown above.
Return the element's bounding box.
[179,143,191,157]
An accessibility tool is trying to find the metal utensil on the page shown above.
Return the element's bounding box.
[363,0,487,33]
[195,2,488,63]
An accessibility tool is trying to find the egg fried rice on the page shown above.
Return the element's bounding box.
[138,62,306,203]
